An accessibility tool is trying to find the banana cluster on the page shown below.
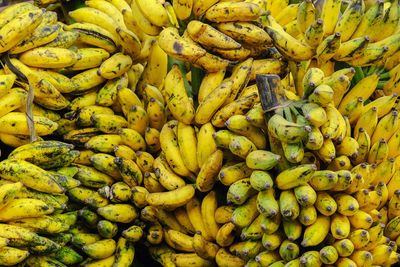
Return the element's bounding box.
[264,0,400,70]
[1,0,400,266]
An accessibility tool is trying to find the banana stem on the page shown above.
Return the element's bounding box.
[377,81,386,89]
[379,72,391,80]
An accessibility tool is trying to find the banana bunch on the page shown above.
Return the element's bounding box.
[1,0,400,266]
[158,1,290,73]
[262,0,400,70]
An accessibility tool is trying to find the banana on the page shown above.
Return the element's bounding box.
[301,215,330,247]
[363,93,398,118]
[177,122,199,173]
[45,30,80,48]
[280,190,300,220]
[228,135,256,158]
[147,222,163,245]
[158,27,206,63]
[127,105,148,135]
[198,68,226,104]
[217,22,271,46]
[0,2,38,29]
[333,239,355,257]
[65,22,117,53]
[0,158,64,194]
[0,182,23,211]
[349,250,373,267]
[172,253,214,266]
[296,0,315,35]
[0,198,54,221]
[354,107,378,139]
[135,0,169,27]
[249,171,273,193]
[0,88,26,118]
[164,65,195,124]
[347,45,389,67]
[319,245,339,265]
[186,197,212,241]
[187,20,241,51]
[97,73,128,106]
[9,24,61,54]
[81,239,116,259]
[0,9,44,53]
[276,164,316,190]
[19,47,79,68]
[153,155,185,191]
[114,157,143,187]
[201,191,219,241]
[0,247,30,266]
[192,232,219,260]
[331,213,350,239]
[98,52,132,80]
[121,225,143,242]
[146,184,195,210]
[226,115,266,149]
[334,36,370,61]
[91,114,128,134]
[319,0,342,36]
[205,1,265,22]
[69,7,120,42]
[302,103,327,127]
[316,32,342,65]
[334,0,364,42]
[335,193,359,216]
[70,68,105,94]
[97,204,138,223]
[174,207,195,234]
[231,194,259,229]
[73,164,114,188]
[294,183,317,207]
[84,0,125,31]
[149,245,175,267]
[117,28,141,59]
[368,138,389,164]
[173,0,193,20]
[268,114,311,143]
[89,153,121,179]
[128,0,160,36]
[196,150,223,192]
[304,18,325,48]
[0,74,16,98]
[160,120,192,176]
[264,21,314,61]
[217,162,252,187]
[275,3,299,26]
[216,248,246,267]
[83,133,121,153]
[371,109,399,144]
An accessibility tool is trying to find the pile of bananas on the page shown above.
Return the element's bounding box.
[1,0,400,266]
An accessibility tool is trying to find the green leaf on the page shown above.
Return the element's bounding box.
[190,65,205,108]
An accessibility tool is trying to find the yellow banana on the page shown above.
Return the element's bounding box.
[334,0,364,41]
[98,52,132,79]
[173,0,193,20]
[164,65,195,124]
[301,215,330,247]
[20,47,79,68]
[0,9,44,53]
[0,198,54,221]
[69,7,120,42]
[65,22,117,53]
[204,1,266,22]
[146,184,195,210]
[9,24,61,54]
[264,20,313,61]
